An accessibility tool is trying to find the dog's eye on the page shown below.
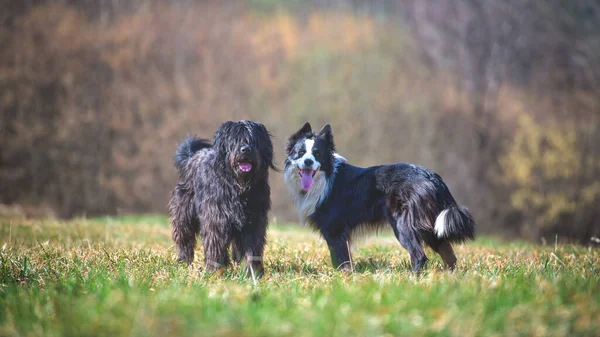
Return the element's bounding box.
[298,150,306,156]
[313,150,319,156]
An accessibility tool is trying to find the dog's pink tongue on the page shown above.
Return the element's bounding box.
[300,170,314,191]
[239,162,252,172]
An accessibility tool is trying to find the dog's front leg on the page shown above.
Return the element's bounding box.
[323,232,352,272]
[231,234,244,264]
[237,221,267,278]
[201,230,231,273]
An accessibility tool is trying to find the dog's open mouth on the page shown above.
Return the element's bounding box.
[299,168,316,191]
[238,162,253,172]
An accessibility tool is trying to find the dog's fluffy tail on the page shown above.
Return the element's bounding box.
[434,206,476,243]
[174,136,211,172]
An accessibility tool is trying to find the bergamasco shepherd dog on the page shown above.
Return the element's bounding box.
[284,122,475,273]
[169,120,276,276]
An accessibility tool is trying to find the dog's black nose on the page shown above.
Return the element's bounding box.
[304,158,314,166]
[241,145,251,154]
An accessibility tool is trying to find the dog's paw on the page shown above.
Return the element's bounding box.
[335,261,353,273]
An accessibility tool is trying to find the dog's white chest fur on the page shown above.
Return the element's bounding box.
[284,166,328,225]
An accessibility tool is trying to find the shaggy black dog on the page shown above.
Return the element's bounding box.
[169,120,276,275]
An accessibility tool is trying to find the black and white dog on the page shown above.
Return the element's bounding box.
[284,122,475,273]
[169,120,276,275]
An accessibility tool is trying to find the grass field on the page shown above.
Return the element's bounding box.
[1,215,599,337]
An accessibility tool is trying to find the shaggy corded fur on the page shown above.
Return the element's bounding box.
[169,120,276,275]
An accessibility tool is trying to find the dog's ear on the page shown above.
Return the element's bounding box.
[298,122,312,135]
[255,122,280,172]
[286,122,312,154]
[318,124,333,143]
[317,124,334,150]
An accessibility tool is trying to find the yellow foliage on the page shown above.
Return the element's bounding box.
[249,11,297,60]
[582,182,600,204]
[100,6,158,70]
[500,113,598,229]
[250,11,376,62]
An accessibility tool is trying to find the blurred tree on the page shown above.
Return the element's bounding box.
[0,0,598,243]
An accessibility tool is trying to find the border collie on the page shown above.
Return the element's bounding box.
[284,122,475,273]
